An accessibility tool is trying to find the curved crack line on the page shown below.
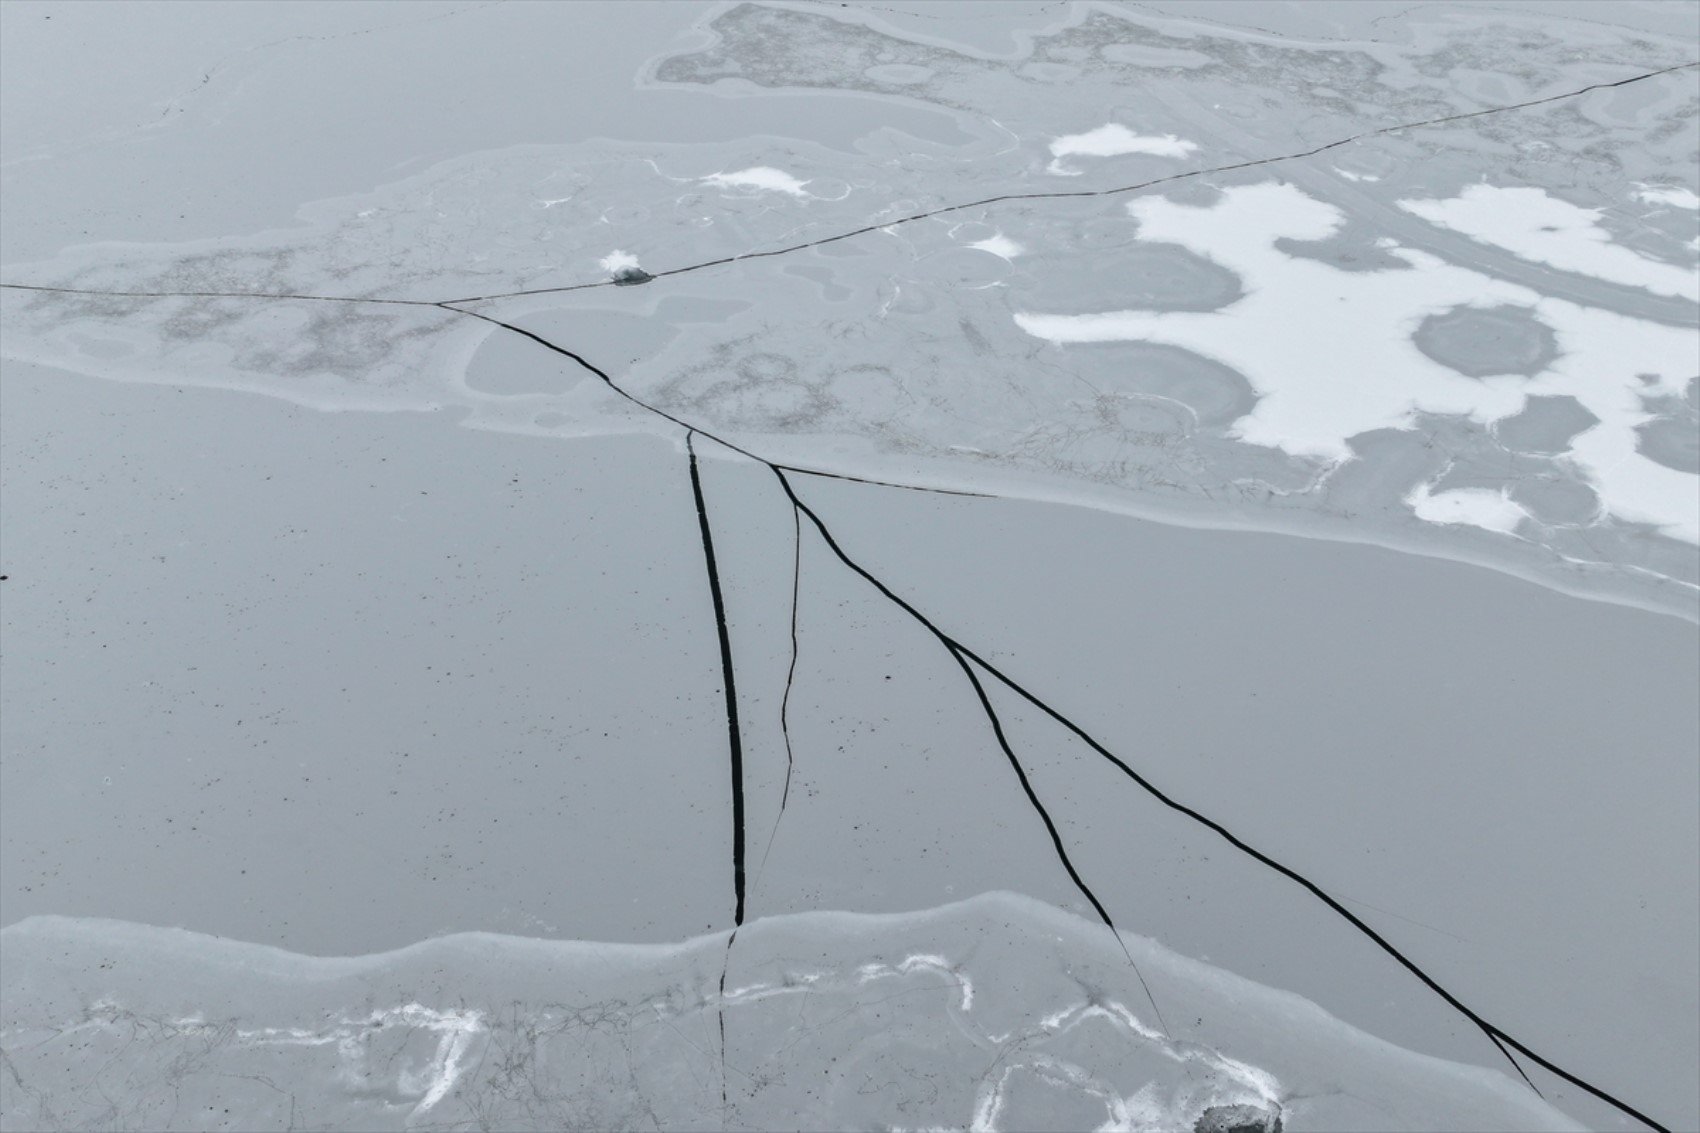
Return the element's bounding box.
[0,282,441,306]
[943,641,1171,1038]
[212,296,1665,1132]
[435,301,984,499]
[686,429,749,929]
[0,285,984,499]
[3,59,1692,310]
[0,71,1684,1113]
[767,462,1672,1133]
[440,61,1698,303]
[754,501,803,889]
[686,428,747,1117]
[775,464,992,498]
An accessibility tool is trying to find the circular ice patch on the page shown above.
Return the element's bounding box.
[1411,304,1558,379]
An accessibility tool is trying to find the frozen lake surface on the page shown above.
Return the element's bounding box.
[2,2,1696,1130]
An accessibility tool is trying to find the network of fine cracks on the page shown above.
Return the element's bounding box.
[4,60,1695,1133]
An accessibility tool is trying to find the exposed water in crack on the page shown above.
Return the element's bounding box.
[2,2,1697,1131]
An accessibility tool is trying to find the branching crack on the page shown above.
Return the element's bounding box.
[2,52,1691,1133]
[763,462,1670,1133]
[944,640,1171,1038]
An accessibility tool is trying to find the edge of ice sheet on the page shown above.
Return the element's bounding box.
[0,892,1581,1133]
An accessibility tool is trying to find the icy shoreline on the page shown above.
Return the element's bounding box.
[0,893,1580,1133]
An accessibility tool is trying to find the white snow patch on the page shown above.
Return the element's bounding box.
[1635,183,1700,210]
[1407,485,1531,536]
[1336,168,1381,183]
[1399,184,1700,301]
[1047,125,1197,174]
[700,166,811,197]
[598,249,640,272]
[965,233,1024,259]
[1012,181,1700,543]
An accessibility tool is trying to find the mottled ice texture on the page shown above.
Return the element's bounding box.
[3,2,1694,617]
[2,4,1698,1132]
[1013,183,1700,545]
[0,895,1581,1133]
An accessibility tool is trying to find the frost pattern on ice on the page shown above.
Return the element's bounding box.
[0,895,1582,1133]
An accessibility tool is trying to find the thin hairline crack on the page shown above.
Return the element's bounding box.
[1,59,1692,308]
[1,54,1690,1133]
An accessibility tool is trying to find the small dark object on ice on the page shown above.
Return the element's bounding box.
[611,267,653,286]
[1195,1102,1283,1133]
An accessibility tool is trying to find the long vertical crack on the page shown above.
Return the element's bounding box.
[685,429,747,1115]
[687,429,749,929]
[2,281,1659,1128]
[754,502,803,888]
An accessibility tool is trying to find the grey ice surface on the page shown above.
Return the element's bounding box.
[2,2,1698,1131]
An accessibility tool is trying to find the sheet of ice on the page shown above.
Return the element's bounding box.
[1013,182,1700,545]
[700,165,812,197]
[1047,124,1198,174]
[2,0,1696,619]
[2,5,1697,1131]
[0,894,1582,1133]
[1399,184,1700,301]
